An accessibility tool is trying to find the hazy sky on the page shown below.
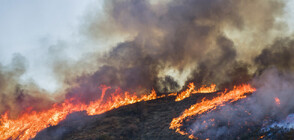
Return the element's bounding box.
[0,0,293,93]
[0,0,94,61]
[0,0,101,92]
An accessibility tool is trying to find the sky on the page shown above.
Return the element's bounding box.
[0,0,293,93]
[0,0,95,61]
[0,0,101,92]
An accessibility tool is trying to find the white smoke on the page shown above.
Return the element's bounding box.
[262,113,294,131]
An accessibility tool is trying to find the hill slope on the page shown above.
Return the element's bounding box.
[33,92,294,140]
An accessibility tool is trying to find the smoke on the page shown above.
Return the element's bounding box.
[66,0,287,102]
[255,37,294,74]
[188,68,294,139]
[187,34,294,138]
[0,54,54,117]
[1,0,293,115]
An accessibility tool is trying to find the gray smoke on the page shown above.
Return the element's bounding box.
[189,68,294,139]
[0,54,54,117]
[66,0,287,102]
[0,0,293,116]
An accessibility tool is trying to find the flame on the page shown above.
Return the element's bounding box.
[0,87,161,140]
[170,84,256,138]
[175,83,216,101]
[274,97,280,105]
[167,92,178,97]
[260,135,265,139]
[0,82,254,140]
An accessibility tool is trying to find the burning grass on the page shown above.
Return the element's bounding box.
[170,84,256,138]
[3,81,291,140]
[0,87,161,140]
[0,82,220,140]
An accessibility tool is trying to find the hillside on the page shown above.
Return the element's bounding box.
[33,92,294,140]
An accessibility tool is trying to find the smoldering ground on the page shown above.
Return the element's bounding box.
[187,68,294,139]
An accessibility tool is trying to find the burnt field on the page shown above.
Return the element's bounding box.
[34,93,216,140]
[33,92,294,140]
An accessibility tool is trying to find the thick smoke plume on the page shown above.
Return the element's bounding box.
[66,0,287,102]
[0,0,293,116]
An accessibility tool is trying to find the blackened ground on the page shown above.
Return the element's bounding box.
[33,93,219,140]
[258,127,294,140]
[32,92,292,140]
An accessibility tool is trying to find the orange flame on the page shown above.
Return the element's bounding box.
[170,84,256,138]
[0,83,254,140]
[175,83,216,101]
[0,87,161,140]
[167,92,178,97]
[274,97,280,105]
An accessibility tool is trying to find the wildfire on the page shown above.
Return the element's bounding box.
[0,87,160,140]
[170,84,256,138]
[175,83,216,101]
[0,82,255,140]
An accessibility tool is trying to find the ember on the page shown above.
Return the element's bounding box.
[274,97,280,105]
